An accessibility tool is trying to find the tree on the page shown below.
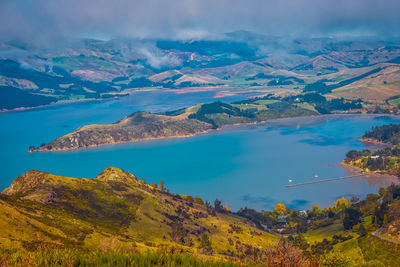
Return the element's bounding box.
[183,195,194,203]
[343,207,361,230]
[268,239,305,266]
[205,201,216,216]
[345,150,362,161]
[274,203,286,216]
[194,196,204,205]
[374,202,389,226]
[358,223,367,237]
[198,233,213,254]
[159,180,165,192]
[379,187,386,197]
[328,209,335,218]
[223,203,230,212]
[311,204,322,214]
[214,199,222,212]
[288,234,309,250]
[334,197,351,212]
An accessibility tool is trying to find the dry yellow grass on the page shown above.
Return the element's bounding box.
[332,64,400,102]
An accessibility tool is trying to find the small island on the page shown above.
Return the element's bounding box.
[30,93,366,152]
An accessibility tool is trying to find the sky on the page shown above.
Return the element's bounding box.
[0,0,399,43]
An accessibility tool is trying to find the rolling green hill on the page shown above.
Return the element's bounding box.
[0,167,282,265]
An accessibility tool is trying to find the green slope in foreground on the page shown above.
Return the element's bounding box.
[1,167,400,266]
[0,167,279,265]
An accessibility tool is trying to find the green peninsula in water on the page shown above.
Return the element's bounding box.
[30,93,366,152]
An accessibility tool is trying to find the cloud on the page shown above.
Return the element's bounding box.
[0,0,399,45]
[137,44,182,69]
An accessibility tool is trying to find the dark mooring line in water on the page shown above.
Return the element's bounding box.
[285,174,368,188]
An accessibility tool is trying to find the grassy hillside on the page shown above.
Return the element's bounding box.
[331,65,400,102]
[0,167,284,265]
[2,167,400,266]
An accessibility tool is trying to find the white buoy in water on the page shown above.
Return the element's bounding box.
[314,173,319,179]
[289,179,293,183]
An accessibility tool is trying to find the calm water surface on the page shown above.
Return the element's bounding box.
[1,91,400,211]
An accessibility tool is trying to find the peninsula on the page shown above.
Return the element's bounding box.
[344,123,400,177]
[29,93,365,152]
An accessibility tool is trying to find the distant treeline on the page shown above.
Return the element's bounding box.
[0,86,56,110]
[283,93,362,114]
[188,102,255,128]
[363,124,400,145]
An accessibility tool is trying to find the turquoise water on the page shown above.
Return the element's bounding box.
[1,91,400,211]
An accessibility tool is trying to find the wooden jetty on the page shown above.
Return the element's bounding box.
[285,173,368,188]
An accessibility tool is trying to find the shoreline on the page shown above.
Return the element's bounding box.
[30,114,322,153]
[0,97,112,114]
[358,137,393,147]
[339,163,399,183]
[30,129,214,153]
[0,87,150,114]
[31,113,400,153]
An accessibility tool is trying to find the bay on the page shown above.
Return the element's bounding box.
[1,90,399,211]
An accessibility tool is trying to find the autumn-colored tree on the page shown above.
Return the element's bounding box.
[274,203,286,216]
[151,181,157,189]
[181,195,194,203]
[311,204,322,214]
[334,197,351,212]
[194,196,204,205]
[223,203,230,212]
[159,180,165,192]
[266,239,305,266]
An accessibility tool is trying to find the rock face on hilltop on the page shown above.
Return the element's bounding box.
[0,167,277,259]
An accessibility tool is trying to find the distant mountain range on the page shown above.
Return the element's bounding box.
[1,31,400,110]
